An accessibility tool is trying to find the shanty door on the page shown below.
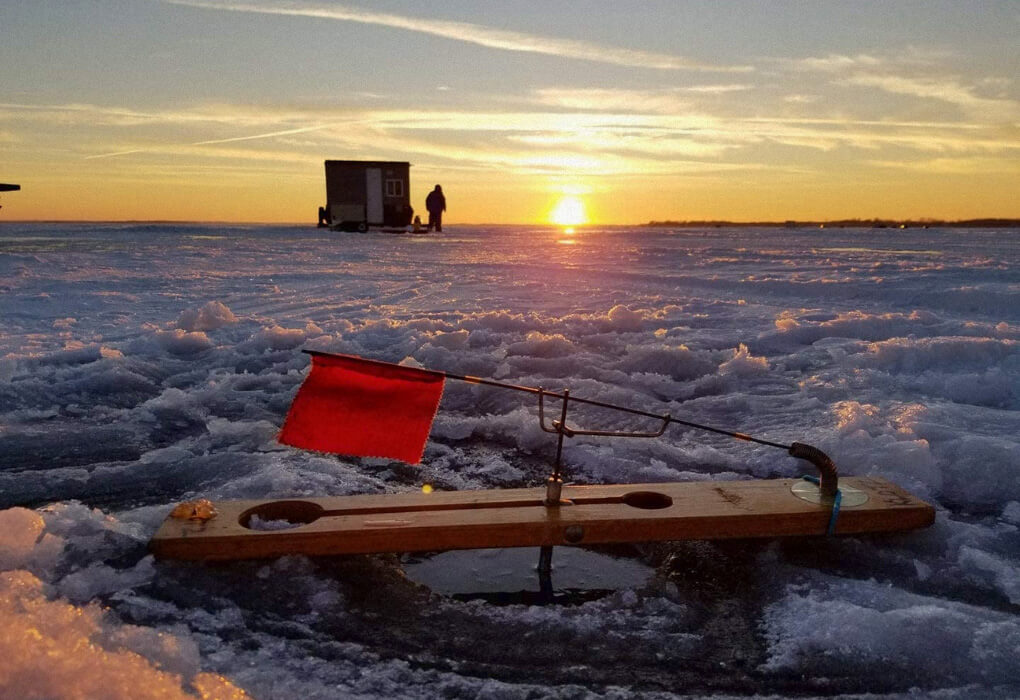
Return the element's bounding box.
[365,168,383,224]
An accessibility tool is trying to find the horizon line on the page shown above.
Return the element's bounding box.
[3,217,1019,227]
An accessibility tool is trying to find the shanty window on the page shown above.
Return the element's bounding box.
[385,179,404,197]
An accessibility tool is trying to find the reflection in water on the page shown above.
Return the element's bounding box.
[402,546,654,603]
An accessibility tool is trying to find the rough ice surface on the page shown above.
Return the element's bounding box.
[1,222,1018,698]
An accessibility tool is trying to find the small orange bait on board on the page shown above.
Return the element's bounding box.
[170,499,218,521]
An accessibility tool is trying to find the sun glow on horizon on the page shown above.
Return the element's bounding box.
[549,196,588,227]
[2,5,1017,224]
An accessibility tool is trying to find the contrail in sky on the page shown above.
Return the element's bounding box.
[165,0,750,72]
[85,124,330,159]
[84,149,148,160]
[191,124,330,146]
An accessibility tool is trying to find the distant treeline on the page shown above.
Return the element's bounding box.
[643,218,1020,229]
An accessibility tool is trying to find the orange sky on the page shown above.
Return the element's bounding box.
[2,1,1017,224]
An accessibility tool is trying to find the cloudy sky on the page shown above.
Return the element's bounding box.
[1,0,1018,224]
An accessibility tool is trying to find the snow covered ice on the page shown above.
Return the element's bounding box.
[1,222,1018,698]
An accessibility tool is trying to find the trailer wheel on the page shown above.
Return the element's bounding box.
[357,222,368,233]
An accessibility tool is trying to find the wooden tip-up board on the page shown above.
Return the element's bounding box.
[150,477,934,561]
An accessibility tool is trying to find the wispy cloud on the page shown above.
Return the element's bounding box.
[842,74,1019,122]
[7,99,1017,182]
[789,53,884,73]
[781,51,1020,122]
[866,156,1020,174]
[741,116,1018,153]
[533,88,690,114]
[531,86,751,114]
[0,102,342,159]
[0,101,341,129]
[164,0,750,72]
[783,95,820,104]
[508,131,741,159]
[684,84,754,94]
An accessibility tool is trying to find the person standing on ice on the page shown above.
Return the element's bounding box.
[426,184,446,232]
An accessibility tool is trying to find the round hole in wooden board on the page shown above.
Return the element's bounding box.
[621,491,673,510]
[239,501,325,530]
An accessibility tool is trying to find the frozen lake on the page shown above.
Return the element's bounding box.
[1,222,1018,698]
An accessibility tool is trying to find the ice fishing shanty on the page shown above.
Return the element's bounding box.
[318,160,414,232]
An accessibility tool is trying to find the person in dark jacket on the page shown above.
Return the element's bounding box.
[425,185,446,232]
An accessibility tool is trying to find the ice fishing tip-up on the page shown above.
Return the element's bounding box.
[300,350,840,503]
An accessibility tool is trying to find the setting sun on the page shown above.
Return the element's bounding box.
[549,196,588,227]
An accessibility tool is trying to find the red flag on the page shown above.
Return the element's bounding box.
[279,353,445,464]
